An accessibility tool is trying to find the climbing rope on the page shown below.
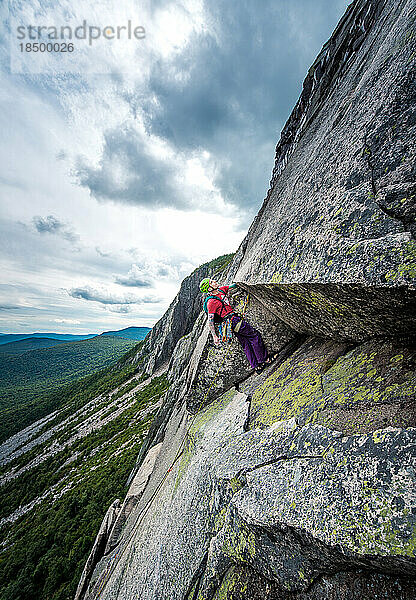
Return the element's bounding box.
[93,292,250,598]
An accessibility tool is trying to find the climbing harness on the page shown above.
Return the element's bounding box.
[218,292,248,341]
[92,293,250,599]
[218,318,233,344]
[232,293,249,333]
[204,289,250,341]
[204,289,233,345]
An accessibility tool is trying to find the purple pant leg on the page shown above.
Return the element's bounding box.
[232,316,268,368]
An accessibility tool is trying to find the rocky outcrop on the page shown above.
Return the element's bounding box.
[124,256,234,483]
[77,1,416,599]
[74,499,121,600]
[82,385,416,600]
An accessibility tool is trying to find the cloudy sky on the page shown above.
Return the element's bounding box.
[0,0,349,334]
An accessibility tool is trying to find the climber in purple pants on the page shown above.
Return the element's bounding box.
[229,315,268,369]
[199,278,274,373]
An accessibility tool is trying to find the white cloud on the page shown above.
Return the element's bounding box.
[115,264,153,287]
[53,318,81,324]
[68,285,160,305]
[32,214,80,244]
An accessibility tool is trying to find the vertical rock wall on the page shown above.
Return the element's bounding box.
[77,1,416,599]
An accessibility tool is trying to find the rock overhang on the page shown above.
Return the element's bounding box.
[234,281,416,341]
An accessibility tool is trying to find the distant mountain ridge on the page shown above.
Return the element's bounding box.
[0,332,96,345]
[0,326,151,346]
[100,327,151,341]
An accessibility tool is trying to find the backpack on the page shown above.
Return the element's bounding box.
[203,293,228,316]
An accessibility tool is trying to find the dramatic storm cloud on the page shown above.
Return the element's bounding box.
[75,0,350,215]
[0,0,349,333]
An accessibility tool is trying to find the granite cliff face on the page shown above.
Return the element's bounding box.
[77,1,416,599]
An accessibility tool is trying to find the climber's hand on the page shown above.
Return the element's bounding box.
[213,336,220,346]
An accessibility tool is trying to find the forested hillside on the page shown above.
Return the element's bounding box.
[0,336,139,443]
[0,363,168,600]
[0,338,68,355]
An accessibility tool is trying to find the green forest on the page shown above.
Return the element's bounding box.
[0,336,139,443]
[0,372,169,600]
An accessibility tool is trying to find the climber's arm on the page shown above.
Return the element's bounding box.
[208,313,220,346]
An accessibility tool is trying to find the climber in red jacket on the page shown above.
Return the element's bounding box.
[200,278,274,373]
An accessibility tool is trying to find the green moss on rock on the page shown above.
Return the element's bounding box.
[250,338,416,434]
[212,566,248,600]
[385,240,416,282]
[190,389,237,439]
[221,519,256,562]
[250,339,345,429]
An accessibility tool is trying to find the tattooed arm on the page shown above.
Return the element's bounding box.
[208,313,220,345]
